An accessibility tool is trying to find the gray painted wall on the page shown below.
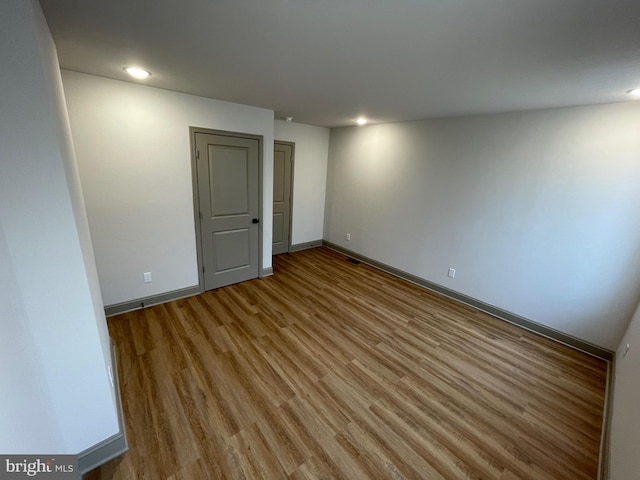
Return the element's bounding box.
[325,102,640,350]
[0,0,118,453]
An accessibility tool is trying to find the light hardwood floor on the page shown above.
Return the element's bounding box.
[86,247,607,480]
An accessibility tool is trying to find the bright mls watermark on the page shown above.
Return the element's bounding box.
[0,455,77,479]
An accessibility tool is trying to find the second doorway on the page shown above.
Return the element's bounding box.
[272,141,293,255]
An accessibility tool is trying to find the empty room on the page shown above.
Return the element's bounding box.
[2,1,640,479]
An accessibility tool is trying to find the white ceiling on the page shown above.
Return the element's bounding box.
[40,0,640,127]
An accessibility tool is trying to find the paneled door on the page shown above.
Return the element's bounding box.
[195,132,260,290]
[272,142,293,255]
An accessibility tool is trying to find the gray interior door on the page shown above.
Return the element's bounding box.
[195,132,260,290]
[272,142,293,255]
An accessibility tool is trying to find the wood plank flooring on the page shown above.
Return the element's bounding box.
[85,247,608,480]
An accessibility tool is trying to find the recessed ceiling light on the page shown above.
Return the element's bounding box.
[124,67,151,79]
[356,117,368,126]
[628,88,640,97]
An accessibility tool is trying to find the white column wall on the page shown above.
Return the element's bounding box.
[0,0,118,453]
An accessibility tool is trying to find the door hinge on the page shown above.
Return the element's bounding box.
[199,211,202,221]
[202,266,205,274]
[196,149,200,160]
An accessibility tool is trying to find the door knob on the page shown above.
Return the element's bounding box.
[252,218,260,224]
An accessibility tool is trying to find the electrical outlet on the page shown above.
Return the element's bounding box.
[346,233,351,241]
[144,272,152,283]
[448,268,456,278]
